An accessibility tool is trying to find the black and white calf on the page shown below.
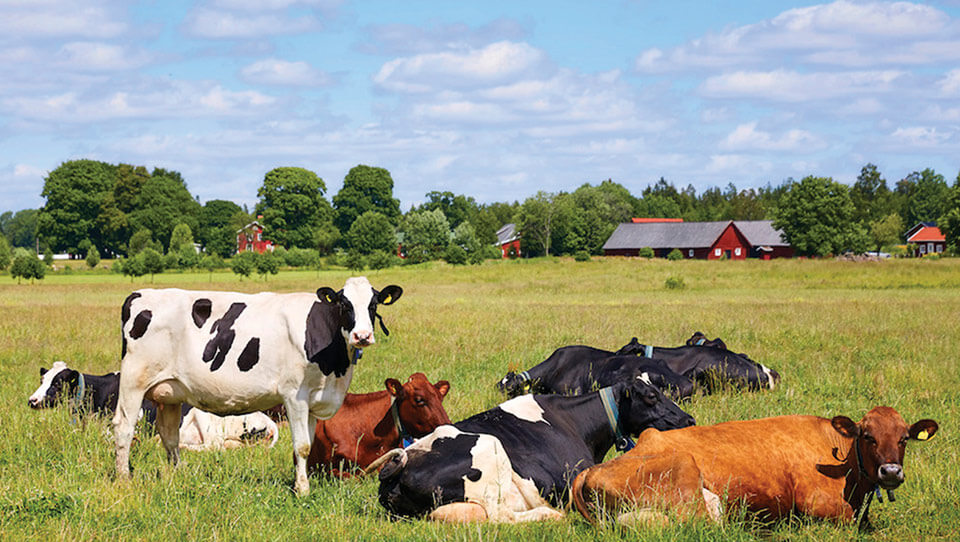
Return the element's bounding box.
[113,276,402,496]
[376,376,695,522]
[616,337,780,391]
[497,345,695,400]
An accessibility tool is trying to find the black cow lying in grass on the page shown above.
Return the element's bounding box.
[375,376,695,523]
[497,345,695,400]
[616,337,780,391]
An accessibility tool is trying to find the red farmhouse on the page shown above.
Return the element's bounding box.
[236,221,275,255]
[905,222,945,257]
[495,223,521,258]
[602,219,793,260]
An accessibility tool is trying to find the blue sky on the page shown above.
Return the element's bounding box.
[2,0,960,213]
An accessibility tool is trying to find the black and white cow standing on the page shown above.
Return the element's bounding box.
[497,345,695,400]
[113,276,402,496]
[615,337,780,391]
[375,376,695,522]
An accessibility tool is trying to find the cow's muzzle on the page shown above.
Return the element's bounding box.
[351,330,374,347]
[877,463,904,489]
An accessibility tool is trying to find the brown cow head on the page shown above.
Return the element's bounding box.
[386,373,451,438]
[831,406,938,491]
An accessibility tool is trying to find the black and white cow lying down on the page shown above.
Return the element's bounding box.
[114,276,402,496]
[497,345,695,400]
[28,361,190,424]
[615,337,780,391]
[29,361,275,449]
[375,376,695,523]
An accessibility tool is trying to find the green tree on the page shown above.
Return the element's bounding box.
[256,167,334,249]
[255,251,280,279]
[85,245,101,269]
[10,254,45,283]
[420,191,479,229]
[517,191,557,257]
[851,164,895,224]
[939,173,960,251]
[0,235,11,270]
[907,168,948,226]
[772,176,864,256]
[168,223,195,254]
[869,213,904,253]
[198,200,248,258]
[366,250,397,270]
[451,221,483,264]
[127,171,201,251]
[128,229,159,256]
[636,194,682,219]
[400,209,450,263]
[199,254,223,281]
[120,256,146,281]
[2,209,39,248]
[231,251,256,280]
[667,248,683,261]
[345,211,397,255]
[139,248,164,281]
[37,159,117,254]
[333,165,402,234]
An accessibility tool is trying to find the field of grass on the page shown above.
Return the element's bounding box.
[2,257,958,541]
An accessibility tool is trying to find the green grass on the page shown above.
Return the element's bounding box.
[2,257,958,541]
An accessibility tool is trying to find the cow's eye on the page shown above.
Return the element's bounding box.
[899,437,907,446]
[864,434,876,445]
[414,398,426,406]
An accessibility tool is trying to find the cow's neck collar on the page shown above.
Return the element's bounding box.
[75,373,86,404]
[694,338,706,346]
[351,347,363,365]
[388,397,413,448]
[644,345,654,358]
[849,434,894,532]
[598,387,634,452]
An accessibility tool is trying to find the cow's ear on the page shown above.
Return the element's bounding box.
[316,287,339,304]
[435,380,450,398]
[377,285,403,305]
[385,378,404,399]
[831,416,860,438]
[40,367,47,376]
[908,419,939,441]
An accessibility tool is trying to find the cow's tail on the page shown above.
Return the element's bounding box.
[266,417,280,448]
[363,448,406,477]
[571,469,598,525]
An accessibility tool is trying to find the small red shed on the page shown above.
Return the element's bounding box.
[905,222,945,257]
[236,220,275,254]
[495,223,521,258]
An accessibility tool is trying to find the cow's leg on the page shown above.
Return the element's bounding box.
[428,502,489,523]
[511,506,563,522]
[797,487,854,522]
[112,379,147,479]
[155,402,182,465]
[285,399,313,496]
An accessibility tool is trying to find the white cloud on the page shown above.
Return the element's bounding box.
[636,0,954,72]
[720,122,824,152]
[374,41,551,93]
[0,1,128,39]
[56,42,152,71]
[889,126,953,148]
[938,69,960,95]
[213,0,341,10]
[701,69,905,102]
[183,7,321,38]
[240,58,333,86]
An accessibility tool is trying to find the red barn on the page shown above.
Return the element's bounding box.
[236,221,275,254]
[602,220,793,259]
[495,223,521,258]
[905,222,945,257]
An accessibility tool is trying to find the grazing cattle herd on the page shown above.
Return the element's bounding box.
[25,276,939,533]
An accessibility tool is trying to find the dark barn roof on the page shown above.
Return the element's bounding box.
[602,220,787,251]
[496,223,519,245]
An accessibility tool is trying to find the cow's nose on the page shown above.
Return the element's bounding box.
[352,330,373,346]
[878,463,904,487]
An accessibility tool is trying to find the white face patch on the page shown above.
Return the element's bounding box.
[499,395,549,424]
[761,365,775,389]
[341,276,376,347]
[28,361,68,406]
[637,372,652,386]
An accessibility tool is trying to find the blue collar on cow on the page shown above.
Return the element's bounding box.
[599,387,635,452]
[69,372,87,425]
[75,372,86,403]
[644,345,654,358]
[389,397,414,448]
[694,338,706,346]
[352,348,363,365]
[519,370,532,391]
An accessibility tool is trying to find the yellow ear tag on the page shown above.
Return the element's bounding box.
[523,382,531,391]
[917,430,929,440]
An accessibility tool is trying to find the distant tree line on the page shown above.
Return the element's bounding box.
[1,160,959,276]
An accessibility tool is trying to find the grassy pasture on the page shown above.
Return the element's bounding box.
[1,257,958,541]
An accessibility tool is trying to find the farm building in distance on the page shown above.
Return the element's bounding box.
[495,223,521,258]
[236,220,275,254]
[602,219,793,260]
[905,222,945,257]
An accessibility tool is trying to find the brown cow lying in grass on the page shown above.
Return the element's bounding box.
[307,373,450,477]
[573,406,938,529]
